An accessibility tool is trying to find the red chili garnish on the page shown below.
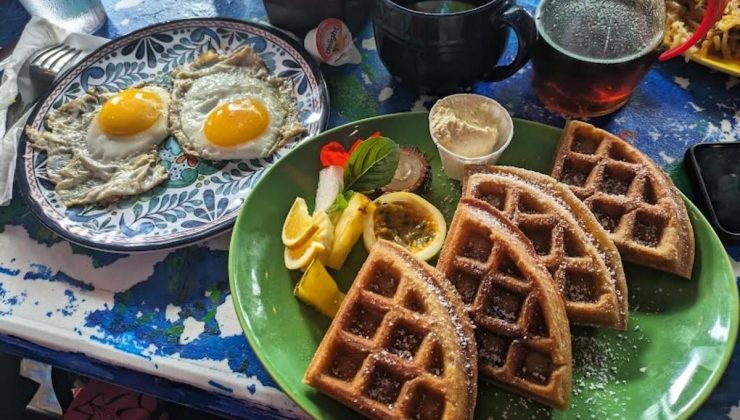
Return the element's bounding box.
[319,131,383,168]
[320,141,351,167]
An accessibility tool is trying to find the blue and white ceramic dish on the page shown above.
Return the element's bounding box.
[17,18,329,253]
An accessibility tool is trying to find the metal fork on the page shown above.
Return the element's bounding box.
[5,44,82,130]
[29,44,82,84]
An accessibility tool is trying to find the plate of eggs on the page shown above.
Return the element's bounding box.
[18,18,329,252]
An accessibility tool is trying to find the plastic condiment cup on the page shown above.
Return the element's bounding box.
[428,94,514,181]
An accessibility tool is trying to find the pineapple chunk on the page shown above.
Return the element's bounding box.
[294,260,345,318]
[326,193,374,269]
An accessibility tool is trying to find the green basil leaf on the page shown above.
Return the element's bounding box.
[344,137,400,193]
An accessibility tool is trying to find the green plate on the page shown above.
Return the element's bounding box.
[229,113,738,419]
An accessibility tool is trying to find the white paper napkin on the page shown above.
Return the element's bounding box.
[0,16,108,206]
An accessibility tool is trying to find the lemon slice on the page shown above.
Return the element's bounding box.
[363,192,446,261]
[282,197,319,249]
[294,259,345,318]
[312,211,335,252]
[285,240,326,271]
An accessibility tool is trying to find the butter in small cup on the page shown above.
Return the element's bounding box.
[429,94,514,180]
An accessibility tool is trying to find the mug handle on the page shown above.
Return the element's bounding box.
[485,6,537,82]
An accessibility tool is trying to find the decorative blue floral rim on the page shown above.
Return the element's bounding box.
[16,18,329,253]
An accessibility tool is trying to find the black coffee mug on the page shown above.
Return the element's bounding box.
[373,0,537,90]
[263,0,372,36]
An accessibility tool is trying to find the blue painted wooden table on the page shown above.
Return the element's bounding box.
[0,0,738,418]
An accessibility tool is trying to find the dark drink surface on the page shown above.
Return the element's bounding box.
[405,1,477,13]
[531,0,664,117]
[373,0,536,91]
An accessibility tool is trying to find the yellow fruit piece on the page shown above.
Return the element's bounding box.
[283,211,334,270]
[282,197,319,249]
[326,193,374,270]
[312,211,335,252]
[327,209,343,226]
[285,240,326,271]
[294,259,345,318]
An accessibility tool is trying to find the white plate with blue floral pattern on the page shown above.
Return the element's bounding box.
[17,18,329,253]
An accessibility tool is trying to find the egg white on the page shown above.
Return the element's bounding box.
[177,71,287,160]
[169,46,306,161]
[85,86,171,162]
[24,85,171,207]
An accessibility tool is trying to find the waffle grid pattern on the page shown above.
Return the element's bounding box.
[305,241,476,420]
[463,167,628,330]
[437,199,572,410]
[550,121,694,278]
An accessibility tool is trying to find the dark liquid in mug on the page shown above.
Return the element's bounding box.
[531,43,659,117]
[406,1,477,13]
[531,0,664,117]
[375,0,524,90]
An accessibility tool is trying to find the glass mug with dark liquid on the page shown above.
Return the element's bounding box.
[531,0,665,118]
[373,0,537,90]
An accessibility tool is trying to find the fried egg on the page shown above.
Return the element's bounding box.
[169,46,306,160]
[25,85,171,207]
[86,86,170,160]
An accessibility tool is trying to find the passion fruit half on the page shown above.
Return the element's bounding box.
[363,192,446,261]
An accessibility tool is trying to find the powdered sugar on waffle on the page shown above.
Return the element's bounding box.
[481,323,649,418]
[401,252,475,375]
[464,201,554,277]
[467,170,623,300]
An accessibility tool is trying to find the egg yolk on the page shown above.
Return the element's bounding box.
[204,99,269,147]
[99,89,163,137]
